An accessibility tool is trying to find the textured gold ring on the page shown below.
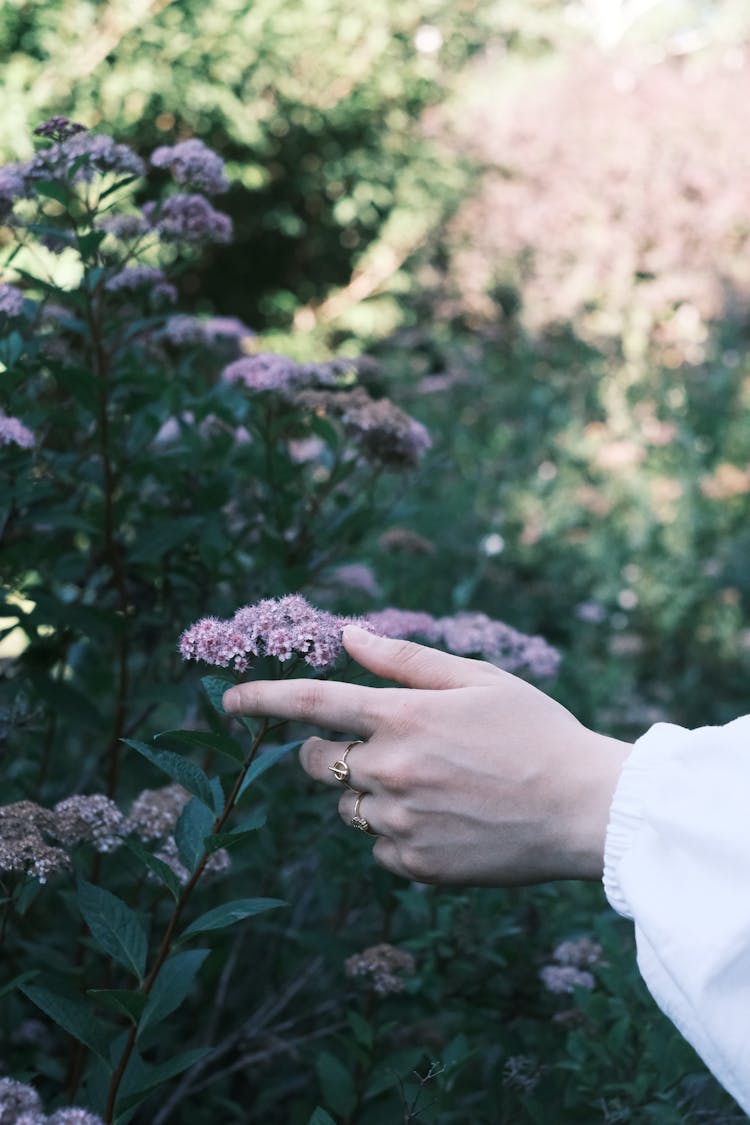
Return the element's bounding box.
[351,790,375,835]
[328,740,363,788]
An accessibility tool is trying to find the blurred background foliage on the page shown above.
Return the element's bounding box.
[3,0,750,1120]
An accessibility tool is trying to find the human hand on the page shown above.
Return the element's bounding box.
[222,626,632,886]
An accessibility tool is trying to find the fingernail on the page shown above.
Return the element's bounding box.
[222,689,239,712]
[343,623,372,644]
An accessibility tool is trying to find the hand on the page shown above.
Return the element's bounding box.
[223,625,632,886]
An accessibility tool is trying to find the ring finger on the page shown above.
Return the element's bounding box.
[338,788,381,837]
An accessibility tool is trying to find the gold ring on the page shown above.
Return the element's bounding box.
[351,790,374,834]
[328,740,363,788]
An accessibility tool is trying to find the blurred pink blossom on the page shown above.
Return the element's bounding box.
[150,138,228,194]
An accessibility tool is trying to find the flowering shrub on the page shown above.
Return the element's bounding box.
[0,119,568,1124]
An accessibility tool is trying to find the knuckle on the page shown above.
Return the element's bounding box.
[294,681,324,717]
[384,802,415,838]
[398,845,434,884]
[372,748,412,793]
[299,736,323,776]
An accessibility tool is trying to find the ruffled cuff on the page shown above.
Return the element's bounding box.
[602,721,689,918]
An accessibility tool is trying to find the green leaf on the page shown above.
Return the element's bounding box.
[20,982,111,1063]
[78,229,106,260]
[237,740,301,800]
[307,1110,337,1125]
[209,775,224,815]
[121,837,180,900]
[174,798,215,874]
[201,675,235,715]
[116,1048,209,1114]
[88,989,148,1024]
[77,881,148,981]
[156,728,245,764]
[180,897,285,939]
[129,517,204,564]
[34,179,68,204]
[122,739,214,811]
[316,1050,357,1118]
[0,970,39,1001]
[137,949,210,1040]
[204,811,267,853]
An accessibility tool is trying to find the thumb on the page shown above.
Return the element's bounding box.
[342,624,500,689]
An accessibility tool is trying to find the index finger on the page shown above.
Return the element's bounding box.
[222,678,381,737]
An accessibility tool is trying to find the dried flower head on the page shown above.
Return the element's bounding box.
[0,1077,42,1124]
[345,943,416,995]
[180,595,364,673]
[150,139,228,194]
[52,794,124,853]
[34,116,88,141]
[0,284,26,318]
[0,413,35,450]
[0,801,70,883]
[297,387,431,469]
[143,194,232,243]
[378,528,435,555]
[154,835,231,887]
[123,784,190,842]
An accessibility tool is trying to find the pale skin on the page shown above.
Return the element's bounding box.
[222,624,633,887]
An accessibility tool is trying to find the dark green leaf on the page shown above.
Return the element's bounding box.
[174,798,215,874]
[237,741,301,800]
[137,949,210,1039]
[20,982,111,1063]
[316,1050,357,1118]
[204,811,267,853]
[156,728,244,764]
[77,880,148,980]
[0,970,39,1001]
[121,837,180,900]
[116,1048,209,1114]
[129,517,204,564]
[209,774,224,815]
[307,1110,337,1125]
[34,179,68,204]
[201,675,235,715]
[180,897,285,939]
[87,989,148,1024]
[78,229,106,259]
[122,740,214,811]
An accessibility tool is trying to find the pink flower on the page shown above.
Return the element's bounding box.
[222,352,304,393]
[105,266,177,305]
[539,964,595,994]
[0,412,35,449]
[29,132,144,183]
[151,139,228,194]
[179,595,366,672]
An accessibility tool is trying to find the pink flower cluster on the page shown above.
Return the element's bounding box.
[0,1078,103,1124]
[366,608,559,677]
[179,594,363,672]
[29,131,145,184]
[180,596,558,678]
[0,412,35,450]
[104,266,177,305]
[222,352,334,394]
[151,138,228,195]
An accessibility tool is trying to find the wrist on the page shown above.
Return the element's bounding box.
[567,728,633,881]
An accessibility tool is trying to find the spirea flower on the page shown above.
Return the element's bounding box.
[123,784,190,841]
[179,595,365,673]
[365,608,559,677]
[0,1077,42,1122]
[0,414,35,449]
[539,964,595,994]
[53,794,124,853]
[150,139,228,194]
[96,212,149,240]
[0,801,70,883]
[222,352,305,393]
[104,266,177,306]
[297,387,431,468]
[326,563,382,600]
[0,284,25,318]
[161,314,252,348]
[29,132,145,183]
[552,936,603,969]
[344,943,416,995]
[143,194,232,243]
[48,1110,105,1125]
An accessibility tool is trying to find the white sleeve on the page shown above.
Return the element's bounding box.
[603,714,750,1114]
